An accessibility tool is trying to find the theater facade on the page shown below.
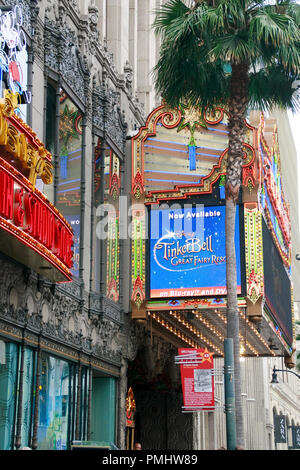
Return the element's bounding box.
[130,103,295,365]
[126,103,297,448]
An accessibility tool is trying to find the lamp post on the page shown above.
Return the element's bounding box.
[224,339,237,450]
[271,366,300,383]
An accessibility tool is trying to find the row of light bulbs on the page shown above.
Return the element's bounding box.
[148,311,199,349]
[170,310,223,355]
[148,305,277,358]
[239,310,276,356]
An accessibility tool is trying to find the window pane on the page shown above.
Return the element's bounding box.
[20,347,34,448]
[0,341,18,450]
[57,90,83,277]
[40,83,57,200]
[80,366,88,440]
[37,355,71,450]
[93,139,120,300]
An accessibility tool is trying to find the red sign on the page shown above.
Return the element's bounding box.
[178,348,214,410]
[0,157,73,282]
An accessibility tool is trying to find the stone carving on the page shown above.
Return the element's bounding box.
[105,87,126,153]
[92,84,126,153]
[0,254,125,367]
[92,85,105,132]
[45,0,60,23]
[124,60,133,94]
[2,0,33,34]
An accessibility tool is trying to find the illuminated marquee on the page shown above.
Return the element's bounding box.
[0,5,72,282]
[0,92,53,187]
[0,92,72,282]
[0,157,73,281]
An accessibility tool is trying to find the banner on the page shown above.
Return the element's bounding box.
[274,415,287,443]
[292,426,300,449]
[178,348,214,410]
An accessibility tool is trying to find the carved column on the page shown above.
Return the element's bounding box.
[117,357,128,450]
[15,326,26,449]
[87,360,92,441]
[75,352,82,440]
[31,334,42,450]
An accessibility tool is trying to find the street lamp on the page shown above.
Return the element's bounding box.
[271,366,300,383]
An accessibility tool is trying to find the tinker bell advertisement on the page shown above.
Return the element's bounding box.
[149,205,241,298]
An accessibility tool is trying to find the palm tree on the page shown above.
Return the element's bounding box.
[153,0,300,449]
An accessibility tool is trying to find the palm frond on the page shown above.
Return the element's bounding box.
[153,0,189,36]
[210,33,259,63]
[248,64,300,112]
[153,34,229,108]
[276,42,300,74]
[214,0,247,30]
[153,0,300,113]
[249,8,300,48]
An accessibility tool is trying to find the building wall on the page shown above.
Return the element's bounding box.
[0,0,151,450]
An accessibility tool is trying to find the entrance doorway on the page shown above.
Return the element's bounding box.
[127,345,193,450]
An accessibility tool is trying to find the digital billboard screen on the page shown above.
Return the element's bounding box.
[149,205,241,298]
[262,220,293,345]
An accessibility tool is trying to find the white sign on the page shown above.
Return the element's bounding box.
[194,369,212,393]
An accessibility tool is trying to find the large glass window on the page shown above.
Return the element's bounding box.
[80,366,89,441]
[20,347,35,448]
[0,340,93,450]
[37,354,71,450]
[40,82,57,201]
[93,139,121,301]
[0,341,18,450]
[91,376,116,444]
[57,90,83,278]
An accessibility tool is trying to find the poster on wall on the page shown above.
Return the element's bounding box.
[65,215,80,277]
[149,205,241,298]
[178,348,214,411]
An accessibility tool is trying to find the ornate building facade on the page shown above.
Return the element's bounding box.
[0,0,299,451]
[0,0,155,451]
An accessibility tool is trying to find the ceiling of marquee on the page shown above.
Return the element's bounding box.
[146,307,283,359]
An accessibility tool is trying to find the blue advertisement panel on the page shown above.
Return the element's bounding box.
[65,215,80,278]
[149,205,241,298]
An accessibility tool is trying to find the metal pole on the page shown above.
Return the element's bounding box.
[224,338,237,450]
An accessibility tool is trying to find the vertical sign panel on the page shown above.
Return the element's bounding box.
[292,426,300,450]
[178,348,214,410]
[274,415,287,443]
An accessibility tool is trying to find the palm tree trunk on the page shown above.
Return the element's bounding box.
[225,61,249,449]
